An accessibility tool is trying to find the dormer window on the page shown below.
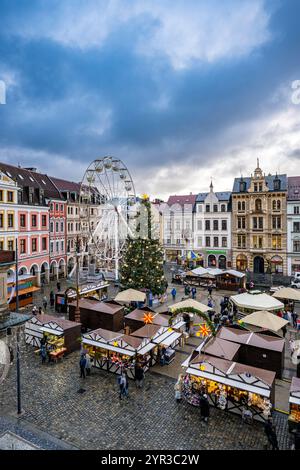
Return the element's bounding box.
[239,181,246,192]
[274,178,281,191]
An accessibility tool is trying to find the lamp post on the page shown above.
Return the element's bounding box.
[74,236,81,323]
[15,239,22,415]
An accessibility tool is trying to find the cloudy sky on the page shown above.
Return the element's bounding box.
[0,0,300,199]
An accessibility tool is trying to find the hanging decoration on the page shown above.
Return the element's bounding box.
[195,323,211,338]
[143,312,154,324]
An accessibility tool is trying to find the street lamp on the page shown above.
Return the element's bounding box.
[15,239,22,415]
[74,236,81,323]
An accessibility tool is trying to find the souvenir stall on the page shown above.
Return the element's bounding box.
[55,281,110,313]
[182,354,275,422]
[216,270,246,291]
[68,299,124,332]
[25,314,81,360]
[288,377,300,432]
[216,326,285,379]
[81,328,156,379]
[7,274,40,310]
[230,292,284,316]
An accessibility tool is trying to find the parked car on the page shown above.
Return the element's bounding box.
[291,279,300,289]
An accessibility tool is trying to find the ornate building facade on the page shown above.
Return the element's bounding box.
[231,160,288,275]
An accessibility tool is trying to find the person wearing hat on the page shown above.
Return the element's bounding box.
[199,393,210,424]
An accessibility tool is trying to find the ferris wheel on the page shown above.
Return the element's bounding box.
[80,157,137,281]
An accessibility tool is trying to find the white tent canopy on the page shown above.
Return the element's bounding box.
[225,269,246,279]
[273,287,300,302]
[190,267,208,276]
[114,288,146,303]
[242,310,289,333]
[190,267,245,278]
[231,293,284,311]
[169,299,213,313]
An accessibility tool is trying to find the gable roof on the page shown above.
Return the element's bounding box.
[50,176,81,193]
[232,174,287,193]
[167,194,197,208]
[196,191,231,202]
[288,176,300,201]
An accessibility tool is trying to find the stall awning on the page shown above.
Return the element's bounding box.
[289,396,300,405]
[82,338,136,356]
[138,342,157,355]
[230,292,284,311]
[242,310,289,333]
[7,286,40,299]
[186,367,271,398]
[153,331,182,347]
[40,327,64,336]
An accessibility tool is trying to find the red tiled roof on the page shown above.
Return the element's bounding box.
[50,176,81,193]
[167,194,197,207]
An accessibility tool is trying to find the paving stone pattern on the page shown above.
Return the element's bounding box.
[0,348,293,450]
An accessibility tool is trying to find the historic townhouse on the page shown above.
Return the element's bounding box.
[231,160,287,275]
[162,194,197,262]
[194,182,232,269]
[0,164,50,285]
[287,177,300,276]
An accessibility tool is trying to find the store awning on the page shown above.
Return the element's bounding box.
[152,331,182,347]
[82,338,136,356]
[138,342,157,355]
[40,327,64,336]
[230,292,284,311]
[185,367,271,398]
[289,397,300,405]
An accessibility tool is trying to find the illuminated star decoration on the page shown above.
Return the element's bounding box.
[143,312,154,324]
[196,324,211,338]
[141,194,149,200]
[113,341,119,347]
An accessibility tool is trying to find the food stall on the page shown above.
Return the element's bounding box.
[230,292,284,316]
[81,327,156,379]
[216,270,246,291]
[217,326,285,379]
[25,314,81,360]
[124,308,171,333]
[7,274,40,310]
[288,377,300,432]
[68,299,124,332]
[131,324,182,365]
[55,281,110,313]
[182,354,275,422]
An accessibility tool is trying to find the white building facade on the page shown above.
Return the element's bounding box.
[287,177,300,276]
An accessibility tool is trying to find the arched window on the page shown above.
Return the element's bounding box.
[272,200,276,211]
[277,200,281,210]
[255,198,262,212]
[242,201,246,211]
[238,201,241,211]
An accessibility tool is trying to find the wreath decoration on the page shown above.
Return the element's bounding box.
[168,307,216,336]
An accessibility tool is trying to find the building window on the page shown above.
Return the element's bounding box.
[31,214,37,227]
[42,237,47,250]
[294,240,300,252]
[222,237,227,247]
[20,239,26,254]
[221,204,226,212]
[253,217,263,230]
[0,213,3,228]
[50,203,53,211]
[20,214,26,228]
[293,222,300,233]
[176,221,180,230]
[239,181,246,192]
[205,220,210,231]
[205,237,211,247]
[197,237,202,247]
[186,221,190,230]
[259,183,263,192]
[213,237,218,247]
[272,235,282,250]
[197,220,202,231]
[255,199,262,212]
[272,216,281,230]
[42,215,47,227]
[237,217,246,229]
[0,190,3,201]
[60,205,63,212]
[254,183,258,192]
[274,179,281,191]
[56,241,59,252]
[238,235,246,248]
[7,191,14,202]
[213,204,218,212]
[166,239,171,244]
[32,238,37,252]
[61,222,64,232]
[0,240,3,250]
[8,213,14,228]
[176,238,181,245]
[213,220,218,231]
[294,206,300,215]
[56,222,59,232]
[253,236,263,249]
[273,200,281,211]
[197,205,202,213]
[50,242,53,253]
[61,241,64,251]
[56,204,59,211]
[8,239,14,251]
[221,220,227,231]
[50,222,54,233]
[205,204,210,213]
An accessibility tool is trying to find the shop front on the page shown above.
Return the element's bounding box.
[270,256,283,275]
[288,377,300,432]
[183,354,275,422]
[82,327,156,379]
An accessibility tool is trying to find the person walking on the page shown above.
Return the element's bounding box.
[264,417,279,450]
[171,287,177,302]
[79,354,86,379]
[49,290,55,309]
[174,380,182,403]
[42,295,47,311]
[57,281,61,291]
[191,287,197,300]
[199,394,210,423]
[85,352,91,376]
[292,311,298,329]
[38,306,43,315]
[148,291,153,308]
[183,312,191,334]
[41,344,47,364]
[135,363,144,389]
[32,305,38,316]
[208,283,213,296]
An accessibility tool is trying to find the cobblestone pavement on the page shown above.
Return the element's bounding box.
[0,349,292,450]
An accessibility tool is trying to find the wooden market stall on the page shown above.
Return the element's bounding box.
[55,281,110,313]
[230,292,284,316]
[124,307,171,334]
[216,270,246,291]
[182,354,275,422]
[216,326,285,379]
[25,314,81,360]
[288,377,300,432]
[81,328,157,379]
[68,298,124,331]
[7,274,40,310]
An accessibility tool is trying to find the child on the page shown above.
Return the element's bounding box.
[174,381,182,403]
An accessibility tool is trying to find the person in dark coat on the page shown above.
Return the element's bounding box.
[79,354,87,379]
[49,290,55,308]
[183,313,191,333]
[264,417,279,450]
[135,363,144,388]
[199,394,210,423]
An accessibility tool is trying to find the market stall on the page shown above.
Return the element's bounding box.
[241,310,289,337]
[114,288,146,304]
[288,377,300,432]
[81,327,156,378]
[182,354,275,422]
[217,326,285,378]
[7,274,40,310]
[124,308,170,333]
[199,336,241,361]
[55,281,109,313]
[216,270,246,291]
[25,314,81,360]
[230,292,284,316]
[68,299,124,331]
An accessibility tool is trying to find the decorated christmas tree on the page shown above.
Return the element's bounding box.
[120,195,166,295]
